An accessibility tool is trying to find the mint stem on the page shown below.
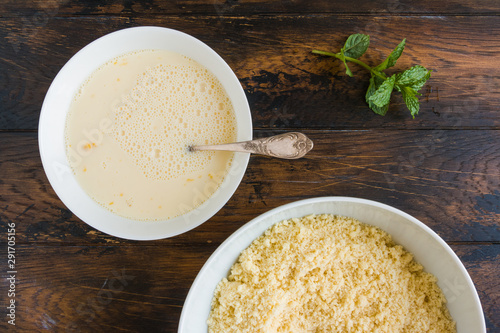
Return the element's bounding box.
[312,49,387,81]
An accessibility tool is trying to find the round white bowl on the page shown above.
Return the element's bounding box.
[179,197,485,332]
[38,27,252,240]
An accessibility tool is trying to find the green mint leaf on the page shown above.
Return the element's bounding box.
[368,75,396,108]
[407,70,431,91]
[374,39,406,71]
[370,102,390,116]
[343,34,370,59]
[401,86,420,118]
[366,76,390,115]
[396,65,430,88]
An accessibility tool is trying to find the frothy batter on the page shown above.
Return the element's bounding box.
[65,50,237,221]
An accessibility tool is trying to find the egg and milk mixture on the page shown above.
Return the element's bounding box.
[65,50,237,220]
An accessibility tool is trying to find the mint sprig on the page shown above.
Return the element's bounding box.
[312,34,432,118]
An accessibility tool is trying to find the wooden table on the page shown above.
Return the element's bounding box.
[1,1,499,331]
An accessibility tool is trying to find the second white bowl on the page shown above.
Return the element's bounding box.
[179,197,485,332]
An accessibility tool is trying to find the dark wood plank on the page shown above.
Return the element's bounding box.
[1,130,499,245]
[1,15,500,130]
[1,0,500,17]
[0,244,497,332]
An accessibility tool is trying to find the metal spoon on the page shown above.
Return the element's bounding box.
[189,132,313,159]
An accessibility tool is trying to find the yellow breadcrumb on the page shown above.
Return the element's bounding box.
[207,214,456,333]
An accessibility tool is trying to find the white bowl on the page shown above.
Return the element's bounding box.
[38,27,252,240]
[179,197,485,332]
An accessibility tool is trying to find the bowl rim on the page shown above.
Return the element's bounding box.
[178,196,486,332]
[38,26,252,240]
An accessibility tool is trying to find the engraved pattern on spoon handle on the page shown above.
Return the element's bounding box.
[243,132,313,159]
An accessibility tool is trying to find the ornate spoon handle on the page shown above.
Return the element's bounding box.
[190,132,313,159]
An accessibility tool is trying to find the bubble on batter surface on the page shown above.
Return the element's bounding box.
[110,57,236,181]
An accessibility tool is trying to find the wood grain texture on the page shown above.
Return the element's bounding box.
[1,15,500,130]
[1,130,499,245]
[0,1,498,331]
[0,244,497,332]
[1,0,500,17]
